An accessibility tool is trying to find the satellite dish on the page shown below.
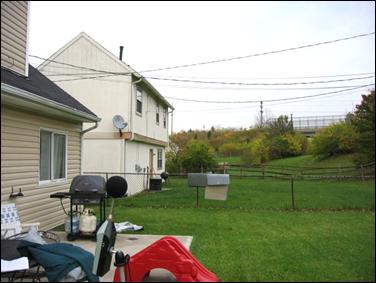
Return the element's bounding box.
[112,115,127,136]
[113,115,127,130]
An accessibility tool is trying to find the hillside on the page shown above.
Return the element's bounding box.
[217,154,357,168]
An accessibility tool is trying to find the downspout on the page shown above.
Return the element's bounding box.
[81,122,99,135]
[80,122,99,175]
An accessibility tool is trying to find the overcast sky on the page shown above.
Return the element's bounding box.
[28,1,375,132]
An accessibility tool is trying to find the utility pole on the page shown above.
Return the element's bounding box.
[260,100,263,127]
[171,110,174,135]
[290,113,294,130]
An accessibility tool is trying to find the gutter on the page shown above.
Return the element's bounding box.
[81,122,99,134]
[1,83,100,122]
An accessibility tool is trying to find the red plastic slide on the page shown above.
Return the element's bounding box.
[113,236,220,282]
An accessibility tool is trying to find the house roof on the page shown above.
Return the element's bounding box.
[1,65,100,121]
[38,32,174,110]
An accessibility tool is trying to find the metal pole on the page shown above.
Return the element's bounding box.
[260,101,263,127]
[262,165,265,179]
[290,113,293,130]
[291,177,295,210]
[171,110,174,135]
[196,186,199,208]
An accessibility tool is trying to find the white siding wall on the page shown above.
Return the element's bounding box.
[1,1,28,76]
[83,139,123,173]
[39,34,169,189]
[125,141,165,195]
[1,106,82,230]
[132,84,169,142]
[39,36,132,134]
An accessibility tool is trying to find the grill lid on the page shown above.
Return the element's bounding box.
[70,175,106,194]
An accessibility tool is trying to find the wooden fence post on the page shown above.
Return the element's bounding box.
[262,166,265,179]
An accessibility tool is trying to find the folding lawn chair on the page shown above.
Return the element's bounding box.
[1,203,40,239]
[1,203,59,282]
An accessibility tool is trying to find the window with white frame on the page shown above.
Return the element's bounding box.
[156,104,160,125]
[157,149,163,170]
[136,88,143,115]
[163,109,167,128]
[40,130,66,182]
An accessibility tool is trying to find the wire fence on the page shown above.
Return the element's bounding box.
[214,162,375,181]
[84,162,375,211]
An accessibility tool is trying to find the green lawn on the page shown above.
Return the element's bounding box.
[217,154,357,168]
[265,154,356,168]
[80,176,375,281]
[114,208,374,282]
[216,154,370,177]
[123,177,374,210]
[216,155,243,165]
[98,177,375,281]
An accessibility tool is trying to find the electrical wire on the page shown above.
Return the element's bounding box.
[148,83,375,91]
[42,69,375,79]
[30,55,132,75]
[144,75,375,86]
[139,32,375,73]
[144,72,375,81]
[52,73,120,82]
[164,84,374,104]
[29,31,375,77]
[175,88,367,113]
[50,71,374,85]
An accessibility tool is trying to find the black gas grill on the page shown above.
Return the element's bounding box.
[50,175,107,241]
[70,175,106,204]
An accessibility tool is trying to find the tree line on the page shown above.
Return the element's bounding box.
[166,89,375,173]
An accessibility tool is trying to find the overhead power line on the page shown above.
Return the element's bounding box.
[164,84,374,104]
[42,69,375,79]
[30,55,127,75]
[29,31,375,77]
[145,75,374,86]
[175,88,370,113]
[143,72,375,81]
[52,73,118,82]
[49,71,374,85]
[139,32,375,73]
[148,84,374,91]
[154,84,376,91]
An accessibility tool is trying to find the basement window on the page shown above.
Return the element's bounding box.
[40,130,67,183]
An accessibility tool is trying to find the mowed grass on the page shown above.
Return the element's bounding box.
[265,154,357,168]
[112,208,374,282]
[217,154,357,168]
[122,177,375,210]
[216,154,371,177]
[103,177,375,281]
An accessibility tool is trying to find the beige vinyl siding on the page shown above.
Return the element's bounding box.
[1,106,82,231]
[1,1,28,75]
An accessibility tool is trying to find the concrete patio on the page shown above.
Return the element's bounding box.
[54,231,193,282]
